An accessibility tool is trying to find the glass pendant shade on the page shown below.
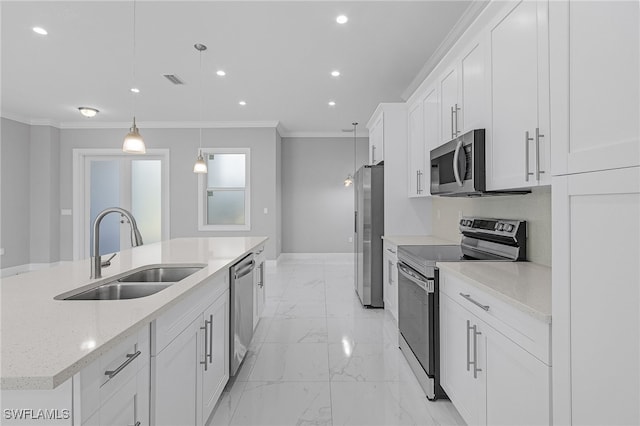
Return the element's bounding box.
[123,117,146,153]
[344,174,353,187]
[193,153,208,174]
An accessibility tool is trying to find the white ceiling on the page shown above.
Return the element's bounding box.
[1,1,474,136]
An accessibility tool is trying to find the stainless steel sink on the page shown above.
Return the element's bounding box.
[65,282,173,300]
[117,266,203,283]
[56,264,205,301]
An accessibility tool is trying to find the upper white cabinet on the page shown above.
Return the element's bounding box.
[407,101,426,197]
[552,166,640,425]
[550,1,639,175]
[487,0,550,190]
[368,111,385,165]
[438,41,486,145]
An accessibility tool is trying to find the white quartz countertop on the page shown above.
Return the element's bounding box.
[0,237,267,390]
[382,235,458,246]
[436,261,552,323]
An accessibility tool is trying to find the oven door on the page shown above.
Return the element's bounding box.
[397,261,435,376]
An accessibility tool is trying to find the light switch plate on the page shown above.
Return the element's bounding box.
[61,209,72,216]
[263,207,268,214]
[0,248,5,256]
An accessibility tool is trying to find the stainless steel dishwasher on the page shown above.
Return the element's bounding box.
[229,253,255,376]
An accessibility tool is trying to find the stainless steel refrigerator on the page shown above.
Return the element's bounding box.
[354,164,384,307]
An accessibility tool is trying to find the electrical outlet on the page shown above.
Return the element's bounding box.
[0,248,4,256]
[348,237,353,243]
[458,210,463,219]
[263,207,268,214]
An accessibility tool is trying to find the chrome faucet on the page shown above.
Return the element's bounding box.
[91,207,143,279]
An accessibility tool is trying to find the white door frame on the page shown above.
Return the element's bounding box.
[72,148,171,260]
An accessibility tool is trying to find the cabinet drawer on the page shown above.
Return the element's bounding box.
[440,271,550,365]
[153,270,228,355]
[79,325,149,423]
[383,242,398,260]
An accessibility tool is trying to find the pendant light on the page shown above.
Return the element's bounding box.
[123,0,146,154]
[193,43,208,174]
[344,122,358,187]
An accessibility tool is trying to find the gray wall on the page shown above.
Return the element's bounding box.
[431,187,552,266]
[58,126,281,260]
[281,137,368,253]
[29,125,60,263]
[1,118,31,268]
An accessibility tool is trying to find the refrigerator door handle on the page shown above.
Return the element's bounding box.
[354,211,358,233]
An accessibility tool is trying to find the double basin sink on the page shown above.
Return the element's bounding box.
[55,265,205,301]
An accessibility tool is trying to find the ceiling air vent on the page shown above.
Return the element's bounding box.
[163,74,184,85]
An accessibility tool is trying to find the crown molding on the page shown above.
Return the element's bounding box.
[280,131,370,139]
[401,0,490,101]
[57,120,281,130]
[1,111,60,127]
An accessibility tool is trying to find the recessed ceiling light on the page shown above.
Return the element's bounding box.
[78,107,99,118]
[239,101,247,106]
[328,101,336,107]
[32,27,48,35]
[216,70,226,77]
[336,15,348,24]
[130,87,140,93]
[331,70,341,77]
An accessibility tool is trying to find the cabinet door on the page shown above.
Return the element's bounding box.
[407,101,426,197]
[460,41,485,133]
[488,0,547,190]
[440,294,486,425]
[369,114,384,165]
[422,86,439,191]
[154,318,200,426]
[440,67,459,143]
[550,1,639,175]
[201,290,230,424]
[99,370,150,426]
[484,326,550,425]
[553,167,640,426]
[382,246,398,322]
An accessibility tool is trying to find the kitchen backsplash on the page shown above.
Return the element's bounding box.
[431,186,551,266]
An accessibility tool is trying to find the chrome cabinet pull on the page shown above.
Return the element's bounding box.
[472,325,482,379]
[535,127,545,180]
[200,318,209,371]
[525,131,534,182]
[454,103,461,136]
[418,170,423,194]
[451,106,455,139]
[372,145,376,163]
[104,350,141,379]
[386,248,396,254]
[466,320,472,372]
[459,293,490,311]
[388,260,394,284]
[453,140,464,186]
[208,314,213,364]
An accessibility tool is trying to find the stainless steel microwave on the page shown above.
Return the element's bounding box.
[430,129,486,196]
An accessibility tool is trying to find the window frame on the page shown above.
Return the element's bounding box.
[197,147,251,231]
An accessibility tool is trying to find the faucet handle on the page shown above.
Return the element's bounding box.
[101,253,117,268]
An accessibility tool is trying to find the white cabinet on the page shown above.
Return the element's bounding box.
[152,272,229,426]
[382,241,398,322]
[407,101,427,197]
[440,271,551,426]
[253,245,266,329]
[549,1,639,175]
[438,40,486,145]
[487,0,550,190]
[368,111,384,165]
[552,166,640,426]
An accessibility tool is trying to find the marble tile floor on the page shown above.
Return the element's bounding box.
[209,257,466,426]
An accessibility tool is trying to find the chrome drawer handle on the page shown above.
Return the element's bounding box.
[386,248,396,254]
[459,293,490,311]
[104,350,141,379]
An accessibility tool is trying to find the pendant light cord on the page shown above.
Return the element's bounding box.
[199,47,203,153]
[131,0,137,122]
[352,122,358,174]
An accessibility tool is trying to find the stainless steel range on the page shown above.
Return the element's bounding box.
[397,217,527,400]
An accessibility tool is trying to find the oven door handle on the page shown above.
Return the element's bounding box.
[453,139,464,187]
[397,262,429,291]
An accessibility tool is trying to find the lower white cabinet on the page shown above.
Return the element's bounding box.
[382,241,398,322]
[152,272,229,426]
[440,271,551,426]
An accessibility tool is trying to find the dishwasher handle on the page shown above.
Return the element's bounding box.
[234,260,255,279]
[397,262,429,291]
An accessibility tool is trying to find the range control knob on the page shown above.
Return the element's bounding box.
[505,224,514,232]
[497,223,505,231]
[459,219,465,226]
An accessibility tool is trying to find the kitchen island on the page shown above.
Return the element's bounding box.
[1,237,266,425]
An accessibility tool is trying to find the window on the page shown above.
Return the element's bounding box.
[198,148,250,231]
